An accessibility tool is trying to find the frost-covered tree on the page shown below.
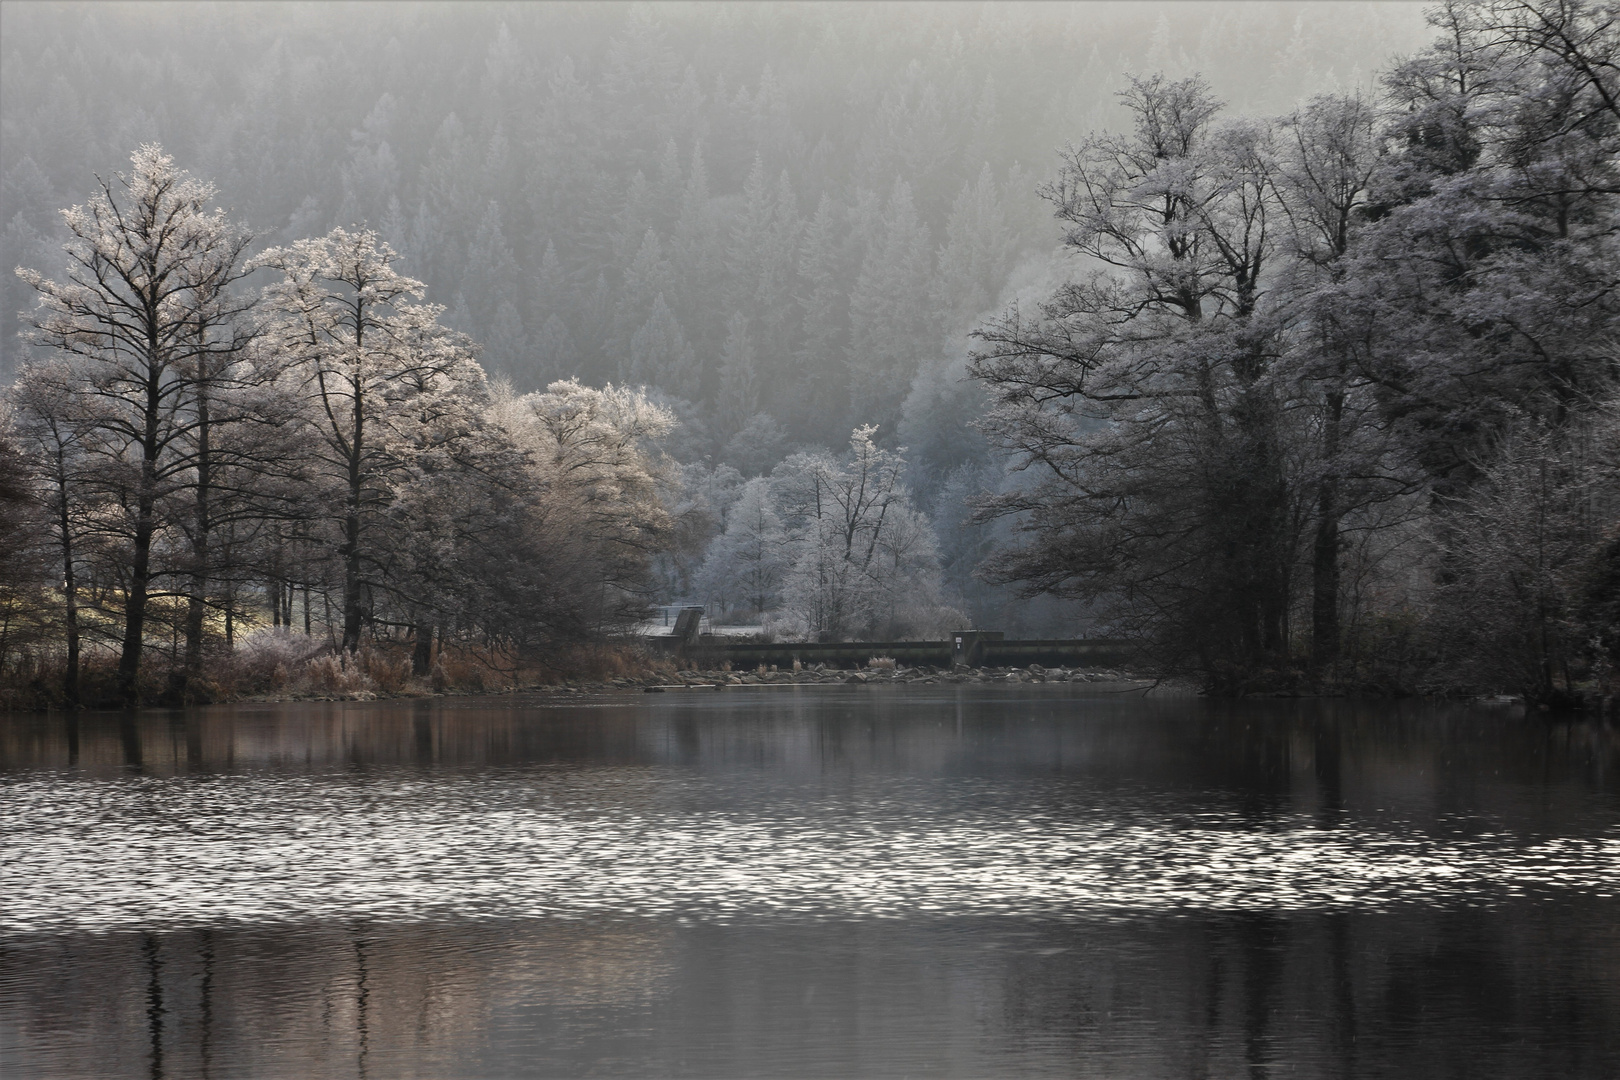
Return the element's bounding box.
[650,460,743,604]
[6,362,98,703]
[727,156,801,387]
[971,75,1306,684]
[491,379,674,634]
[932,162,1018,336]
[723,411,787,478]
[1350,0,1619,487]
[15,145,255,700]
[610,226,672,364]
[254,227,484,653]
[846,179,934,432]
[794,194,850,439]
[1432,410,1620,706]
[1272,91,1398,669]
[459,200,525,374]
[774,425,952,639]
[625,293,700,401]
[696,477,789,618]
[532,312,581,386]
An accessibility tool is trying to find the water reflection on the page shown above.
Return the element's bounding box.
[2,689,1617,1078]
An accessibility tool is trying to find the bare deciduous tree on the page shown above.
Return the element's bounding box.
[15,145,253,701]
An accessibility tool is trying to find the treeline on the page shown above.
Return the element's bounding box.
[0,148,673,705]
[0,1,1433,638]
[970,0,1619,706]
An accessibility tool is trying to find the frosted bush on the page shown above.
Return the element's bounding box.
[237,627,325,668]
[888,599,970,641]
[761,610,811,643]
[233,628,328,688]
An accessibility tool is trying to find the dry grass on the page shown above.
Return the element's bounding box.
[536,641,673,685]
[1,632,677,710]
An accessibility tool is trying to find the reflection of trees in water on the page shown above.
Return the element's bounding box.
[0,697,1618,836]
[8,909,1619,1078]
[5,920,677,1080]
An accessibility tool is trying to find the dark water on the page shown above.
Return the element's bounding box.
[2,687,1617,1079]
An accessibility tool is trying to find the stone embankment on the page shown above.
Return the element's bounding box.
[533,664,1152,693]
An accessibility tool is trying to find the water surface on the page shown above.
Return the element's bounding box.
[2,687,1617,1077]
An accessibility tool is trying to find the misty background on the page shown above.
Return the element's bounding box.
[0,1,1434,634]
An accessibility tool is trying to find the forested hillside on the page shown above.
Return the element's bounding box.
[1,3,1427,447]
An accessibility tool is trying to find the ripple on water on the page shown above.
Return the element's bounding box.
[2,771,1616,933]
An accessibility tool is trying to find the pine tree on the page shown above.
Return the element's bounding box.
[932,162,1016,336]
[846,178,933,433]
[794,194,848,440]
[610,227,671,362]
[533,312,581,386]
[715,310,759,437]
[670,143,722,345]
[625,293,699,401]
[460,200,524,374]
[696,477,788,618]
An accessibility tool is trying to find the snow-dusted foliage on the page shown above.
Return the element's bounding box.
[2,2,1614,703]
[690,426,962,640]
[695,478,789,619]
[488,378,675,636]
[254,227,489,653]
[13,145,256,700]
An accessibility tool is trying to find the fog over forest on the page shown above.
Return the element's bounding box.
[1,1,1615,708]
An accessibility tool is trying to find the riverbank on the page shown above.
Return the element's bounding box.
[0,633,1166,710]
[225,662,1165,704]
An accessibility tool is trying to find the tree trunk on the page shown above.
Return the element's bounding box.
[1311,388,1345,674]
[342,385,365,654]
[342,507,363,653]
[1311,483,1342,668]
[181,385,212,689]
[412,623,434,676]
[118,511,154,700]
[57,455,79,707]
[118,428,159,704]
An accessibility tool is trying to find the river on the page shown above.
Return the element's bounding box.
[2,685,1617,1077]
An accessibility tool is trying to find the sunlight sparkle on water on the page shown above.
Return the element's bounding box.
[3,770,1614,933]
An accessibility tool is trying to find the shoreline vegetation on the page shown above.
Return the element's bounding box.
[0,629,1172,711]
[0,630,1570,713]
